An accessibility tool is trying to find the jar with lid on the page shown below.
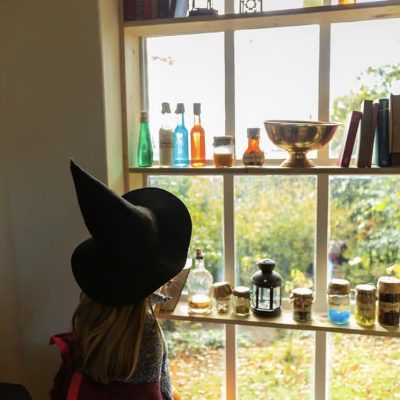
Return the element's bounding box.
[290,288,313,322]
[232,286,251,316]
[354,284,376,327]
[327,278,351,325]
[377,276,400,328]
[212,282,233,314]
[213,136,234,167]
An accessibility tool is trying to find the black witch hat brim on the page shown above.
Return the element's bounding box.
[70,161,192,306]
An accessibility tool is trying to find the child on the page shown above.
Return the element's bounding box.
[50,160,192,399]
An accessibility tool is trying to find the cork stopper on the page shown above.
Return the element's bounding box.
[378,276,400,294]
[193,103,201,115]
[175,103,185,114]
[233,286,250,298]
[161,102,171,114]
[328,278,350,295]
[140,111,148,123]
[291,288,313,299]
[247,128,260,138]
[212,282,233,299]
[195,248,204,260]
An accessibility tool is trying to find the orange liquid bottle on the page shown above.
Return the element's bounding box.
[242,128,265,166]
[190,103,206,167]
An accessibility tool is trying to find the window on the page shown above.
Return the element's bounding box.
[124,2,400,399]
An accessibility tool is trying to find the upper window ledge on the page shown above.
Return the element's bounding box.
[130,165,400,175]
[124,1,400,37]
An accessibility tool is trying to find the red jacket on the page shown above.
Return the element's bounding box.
[49,333,163,400]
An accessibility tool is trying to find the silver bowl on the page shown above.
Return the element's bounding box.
[264,120,340,167]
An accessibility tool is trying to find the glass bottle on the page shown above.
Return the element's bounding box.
[251,259,282,317]
[173,103,189,167]
[354,284,376,327]
[137,111,153,167]
[212,282,232,314]
[159,102,174,167]
[232,286,251,316]
[213,136,234,167]
[242,128,265,166]
[187,248,213,315]
[377,276,400,328]
[290,288,313,322]
[190,103,206,167]
[327,278,351,325]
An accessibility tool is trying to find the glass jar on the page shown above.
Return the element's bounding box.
[354,284,376,327]
[232,286,251,316]
[327,278,351,325]
[378,276,400,328]
[213,136,234,167]
[212,282,233,314]
[290,288,313,322]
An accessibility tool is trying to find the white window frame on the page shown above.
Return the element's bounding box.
[122,2,400,399]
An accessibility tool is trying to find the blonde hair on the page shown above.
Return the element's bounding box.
[71,293,150,384]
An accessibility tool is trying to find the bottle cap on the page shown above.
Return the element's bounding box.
[140,111,148,123]
[291,288,313,299]
[213,136,234,146]
[233,286,250,298]
[247,128,260,138]
[328,278,350,295]
[161,102,171,114]
[212,282,233,299]
[175,103,185,114]
[355,284,376,294]
[378,276,400,294]
[193,103,201,115]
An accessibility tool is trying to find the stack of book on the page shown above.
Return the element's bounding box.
[338,94,400,168]
[123,0,188,20]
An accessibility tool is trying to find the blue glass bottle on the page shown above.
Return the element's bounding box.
[173,103,189,167]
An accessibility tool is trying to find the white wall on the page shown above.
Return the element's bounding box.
[0,0,123,397]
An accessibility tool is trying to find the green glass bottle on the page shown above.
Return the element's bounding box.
[137,111,153,167]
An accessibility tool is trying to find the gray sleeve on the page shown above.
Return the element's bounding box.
[160,343,173,400]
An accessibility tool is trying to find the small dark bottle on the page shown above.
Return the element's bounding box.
[251,259,282,317]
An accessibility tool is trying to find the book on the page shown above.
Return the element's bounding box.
[390,93,400,166]
[373,98,390,167]
[337,110,362,167]
[158,0,170,18]
[123,0,136,21]
[357,100,378,168]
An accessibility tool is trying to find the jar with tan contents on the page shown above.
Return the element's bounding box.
[290,288,313,322]
[212,282,233,314]
[213,136,234,167]
[354,284,376,327]
[232,286,251,316]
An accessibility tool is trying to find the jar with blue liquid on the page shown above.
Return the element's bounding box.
[327,279,351,325]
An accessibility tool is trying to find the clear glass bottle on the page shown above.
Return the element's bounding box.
[290,288,313,322]
[187,248,213,315]
[354,284,376,327]
[232,286,251,316]
[159,102,173,167]
[327,278,351,325]
[137,111,153,167]
[242,128,265,166]
[173,103,189,167]
[212,282,232,314]
[213,136,234,167]
[190,103,206,167]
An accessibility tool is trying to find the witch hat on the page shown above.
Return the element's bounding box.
[70,160,192,306]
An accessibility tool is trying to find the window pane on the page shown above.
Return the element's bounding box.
[329,333,400,399]
[235,176,316,295]
[163,321,225,399]
[148,176,224,281]
[235,26,319,159]
[147,34,225,162]
[329,176,400,283]
[237,326,314,399]
[330,19,400,157]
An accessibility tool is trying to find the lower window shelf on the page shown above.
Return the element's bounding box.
[157,301,400,338]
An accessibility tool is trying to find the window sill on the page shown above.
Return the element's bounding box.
[157,301,400,338]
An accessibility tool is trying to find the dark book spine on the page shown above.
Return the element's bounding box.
[390,94,400,166]
[158,0,170,17]
[338,111,362,167]
[123,0,136,21]
[376,98,390,167]
[357,100,374,168]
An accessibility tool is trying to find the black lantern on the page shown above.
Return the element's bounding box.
[189,0,218,16]
[239,0,263,13]
[251,258,282,316]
